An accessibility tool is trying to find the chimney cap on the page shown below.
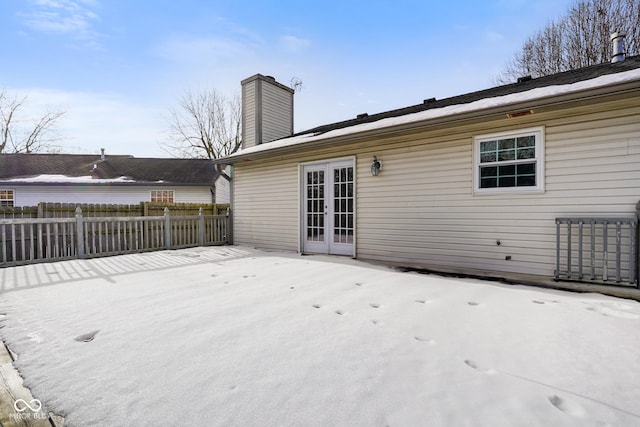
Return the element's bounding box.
[610,30,627,40]
[240,74,295,94]
[517,75,532,83]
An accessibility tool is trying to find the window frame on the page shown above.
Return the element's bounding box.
[0,189,15,207]
[150,189,175,203]
[473,126,545,195]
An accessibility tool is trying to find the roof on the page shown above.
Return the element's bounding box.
[220,55,640,163]
[0,153,217,185]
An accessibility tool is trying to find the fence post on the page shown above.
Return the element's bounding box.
[164,207,171,250]
[75,207,85,259]
[198,207,205,246]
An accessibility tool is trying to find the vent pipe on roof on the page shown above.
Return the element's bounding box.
[611,31,626,63]
[100,148,105,161]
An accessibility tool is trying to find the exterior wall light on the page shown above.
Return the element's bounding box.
[371,156,382,176]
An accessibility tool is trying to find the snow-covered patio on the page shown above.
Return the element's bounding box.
[1,246,639,426]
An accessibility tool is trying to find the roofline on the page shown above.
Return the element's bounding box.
[213,78,640,164]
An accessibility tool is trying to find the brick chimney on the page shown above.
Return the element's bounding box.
[241,74,294,149]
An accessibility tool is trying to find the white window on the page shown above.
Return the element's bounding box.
[474,127,545,194]
[151,190,174,203]
[0,189,14,207]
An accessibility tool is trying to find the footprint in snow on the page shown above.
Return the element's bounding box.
[27,333,43,343]
[414,299,427,304]
[584,302,639,319]
[414,336,436,345]
[371,320,381,325]
[467,301,480,306]
[464,359,496,374]
[335,310,344,316]
[533,300,545,304]
[369,303,380,309]
[289,286,295,290]
[75,330,100,343]
[312,304,321,309]
[548,395,587,418]
[354,282,363,287]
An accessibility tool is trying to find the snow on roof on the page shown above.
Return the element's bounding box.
[226,67,640,160]
[3,174,135,183]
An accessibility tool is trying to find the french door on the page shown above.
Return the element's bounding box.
[302,160,355,256]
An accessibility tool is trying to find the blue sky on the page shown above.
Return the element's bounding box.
[2,0,574,157]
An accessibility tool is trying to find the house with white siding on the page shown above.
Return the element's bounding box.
[214,52,640,285]
[0,152,227,207]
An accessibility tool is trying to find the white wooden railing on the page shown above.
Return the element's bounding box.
[1,207,230,267]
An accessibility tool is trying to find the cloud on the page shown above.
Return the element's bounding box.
[12,87,168,157]
[154,36,259,65]
[19,0,101,45]
[484,31,505,43]
[279,35,311,53]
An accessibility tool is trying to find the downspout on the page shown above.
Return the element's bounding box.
[215,163,233,244]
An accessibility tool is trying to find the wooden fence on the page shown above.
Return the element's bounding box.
[0,202,229,219]
[1,207,230,267]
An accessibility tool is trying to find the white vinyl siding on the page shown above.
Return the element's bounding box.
[215,168,231,204]
[262,83,293,144]
[234,161,299,251]
[232,96,640,278]
[9,186,212,207]
[242,80,257,148]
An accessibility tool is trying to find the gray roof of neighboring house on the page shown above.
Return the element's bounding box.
[0,153,217,185]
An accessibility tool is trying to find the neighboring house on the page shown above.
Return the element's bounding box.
[214,52,640,282]
[214,165,232,206]
[0,152,227,207]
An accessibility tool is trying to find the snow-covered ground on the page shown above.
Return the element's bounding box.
[1,246,639,426]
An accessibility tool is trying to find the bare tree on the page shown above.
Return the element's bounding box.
[496,0,640,84]
[0,91,65,154]
[163,89,241,160]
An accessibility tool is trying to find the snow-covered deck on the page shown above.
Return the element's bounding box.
[1,246,639,426]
